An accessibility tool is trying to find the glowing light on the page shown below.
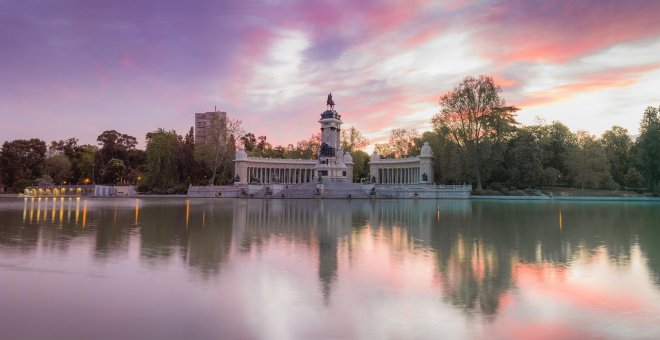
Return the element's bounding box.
[559,210,563,231]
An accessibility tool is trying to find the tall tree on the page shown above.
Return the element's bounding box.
[374,128,419,159]
[104,158,126,184]
[96,130,141,183]
[341,127,369,152]
[44,154,72,184]
[566,131,612,189]
[601,126,632,186]
[432,75,518,190]
[240,133,257,152]
[179,127,197,184]
[506,128,543,188]
[636,106,660,191]
[197,113,243,185]
[145,129,181,190]
[0,139,47,190]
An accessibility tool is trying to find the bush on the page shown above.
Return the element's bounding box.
[489,182,505,192]
[603,178,620,191]
[12,179,33,193]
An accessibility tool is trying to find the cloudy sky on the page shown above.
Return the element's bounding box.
[1,0,659,149]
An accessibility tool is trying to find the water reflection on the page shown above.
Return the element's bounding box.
[1,198,660,338]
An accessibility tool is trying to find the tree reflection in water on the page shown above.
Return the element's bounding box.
[1,198,660,337]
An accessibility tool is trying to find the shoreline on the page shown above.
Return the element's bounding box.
[2,193,660,202]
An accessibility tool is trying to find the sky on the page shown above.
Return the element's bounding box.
[1,0,659,150]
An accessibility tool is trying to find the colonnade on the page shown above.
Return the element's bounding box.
[377,167,421,184]
[247,166,316,184]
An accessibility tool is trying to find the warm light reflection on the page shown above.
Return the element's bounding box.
[29,197,34,223]
[75,197,80,224]
[67,197,72,222]
[51,197,56,223]
[437,206,440,222]
[82,200,88,228]
[22,197,27,222]
[134,199,139,226]
[43,197,49,221]
[58,197,64,225]
[36,197,42,222]
[559,210,563,231]
[185,199,190,227]
[202,209,206,227]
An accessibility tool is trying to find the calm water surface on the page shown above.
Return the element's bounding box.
[1,197,660,339]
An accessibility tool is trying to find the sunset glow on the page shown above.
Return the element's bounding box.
[1,0,659,146]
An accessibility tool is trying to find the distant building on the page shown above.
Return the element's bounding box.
[195,110,227,144]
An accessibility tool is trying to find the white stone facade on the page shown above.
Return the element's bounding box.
[369,142,435,184]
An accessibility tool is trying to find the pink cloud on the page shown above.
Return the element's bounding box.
[518,63,660,108]
[470,1,660,63]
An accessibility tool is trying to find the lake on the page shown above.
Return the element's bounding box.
[1,197,660,339]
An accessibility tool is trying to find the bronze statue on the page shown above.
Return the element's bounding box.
[327,93,335,109]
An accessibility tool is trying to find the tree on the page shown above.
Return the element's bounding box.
[625,167,644,190]
[601,126,632,186]
[179,127,197,184]
[145,128,181,190]
[566,131,612,189]
[96,130,141,183]
[530,121,575,184]
[374,128,419,159]
[636,106,660,191]
[0,139,47,190]
[240,133,257,152]
[105,158,126,184]
[44,154,72,184]
[198,113,243,185]
[76,145,97,183]
[341,127,369,152]
[432,75,518,190]
[507,128,543,188]
[347,150,369,182]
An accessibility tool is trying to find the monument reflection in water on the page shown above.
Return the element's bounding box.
[1,198,660,339]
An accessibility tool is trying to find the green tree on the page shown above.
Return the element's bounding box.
[0,139,47,190]
[507,128,543,188]
[145,128,181,190]
[533,121,575,182]
[44,154,72,184]
[350,150,370,182]
[432,75,518,190]
[179,127,197,184]
[105,158,127,184]
[625,167,644,190]
[566,132,612,189]
[601,126,632,186]
[95,130,142,183]
[240,133,257,152]
[636,106,660,191]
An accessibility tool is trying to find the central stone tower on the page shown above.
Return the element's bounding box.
[315,93,353,182]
